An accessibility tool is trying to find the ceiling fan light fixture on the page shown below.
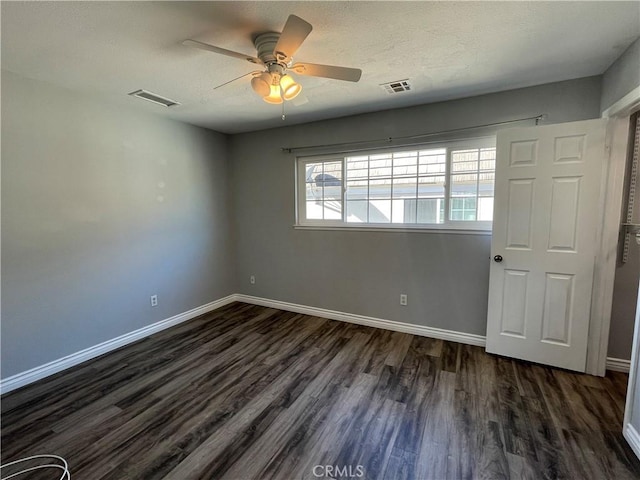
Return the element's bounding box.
[183,14,362,109]
[280,75,302,101]
[263,84,283,104]
[251,72,272,97]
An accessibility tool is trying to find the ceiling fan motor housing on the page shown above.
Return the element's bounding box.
[183,14,362,102]
[254,32,287,66]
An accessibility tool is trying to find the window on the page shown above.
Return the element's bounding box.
[296,137,496,230]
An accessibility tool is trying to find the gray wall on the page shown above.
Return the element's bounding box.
[608,118,640,360]
[4,69,629,381]
[602,37,640,360]
[601,37,640,112]
[610,231,640,360]
[1,71,236,378]
[230,77,602,337]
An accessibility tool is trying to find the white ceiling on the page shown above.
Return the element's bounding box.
[2,1,639,134]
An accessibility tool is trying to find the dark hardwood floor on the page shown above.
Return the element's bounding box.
[2,302,639,479]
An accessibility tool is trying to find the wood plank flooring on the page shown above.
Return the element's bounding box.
[2,302,639,479]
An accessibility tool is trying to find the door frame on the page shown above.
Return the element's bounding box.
[587,86,640,376]
[624,278,640,458]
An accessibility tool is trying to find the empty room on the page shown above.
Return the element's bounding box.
[2,1,640,479]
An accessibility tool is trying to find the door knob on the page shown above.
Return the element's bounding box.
[493,255,503,263]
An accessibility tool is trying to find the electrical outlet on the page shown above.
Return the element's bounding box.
[250,275,256,285]
[400,294,408,306]
[150,295,158,307]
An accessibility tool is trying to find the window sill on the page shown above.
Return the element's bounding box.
[293,224,492,235]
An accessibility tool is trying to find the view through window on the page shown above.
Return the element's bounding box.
[298,138,496,229]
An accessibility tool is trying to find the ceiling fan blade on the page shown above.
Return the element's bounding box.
[290,63,362,82]
[214,71,262,90]
[183,39,263,65]
[274,15,312,59]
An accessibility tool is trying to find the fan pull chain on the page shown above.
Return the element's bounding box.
[281,93,286,121]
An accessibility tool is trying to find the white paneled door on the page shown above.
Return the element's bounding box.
[486,119,607,372]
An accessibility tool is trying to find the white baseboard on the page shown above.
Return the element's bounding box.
[234,294,487,347]
[624,423,640,460]
[0,294,485,395]
[235,295,633,373]
[3,293,631,394]
[0,295,237,394]
[606,357,631,373]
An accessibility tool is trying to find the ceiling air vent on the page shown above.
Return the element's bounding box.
[128,89,180,107]
[381,79,411,94]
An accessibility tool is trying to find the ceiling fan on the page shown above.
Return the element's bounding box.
[183,14,362,104]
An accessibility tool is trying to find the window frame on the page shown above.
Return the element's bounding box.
[295,136,496,232]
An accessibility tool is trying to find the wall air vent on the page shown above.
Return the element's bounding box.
[128,89,180,107]
[380,79,412,94]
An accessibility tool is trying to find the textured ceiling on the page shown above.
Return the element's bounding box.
[2,1,639,134]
